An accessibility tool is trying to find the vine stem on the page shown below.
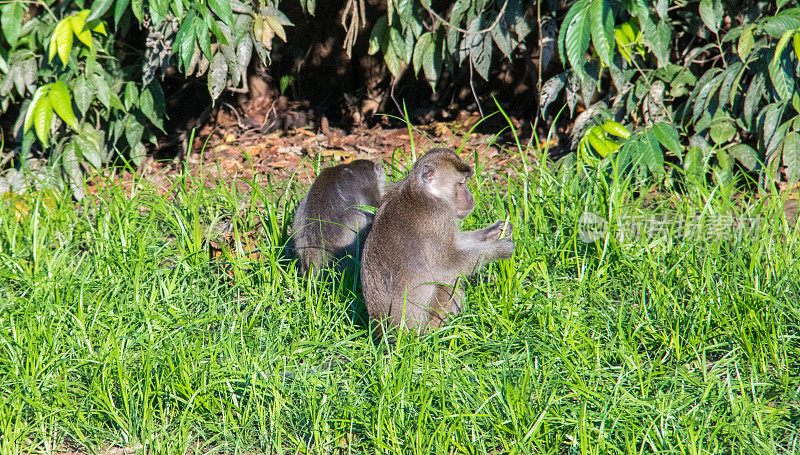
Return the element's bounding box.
[536,0,542,119]
[423,0,510,118]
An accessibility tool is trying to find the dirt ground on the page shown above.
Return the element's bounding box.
[91,97,544,199]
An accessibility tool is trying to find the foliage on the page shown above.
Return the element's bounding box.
[544,0,800,186]
[4,0,800,196]
[1,0,545,198]
[0,0,297,197]
[367,0,535,91]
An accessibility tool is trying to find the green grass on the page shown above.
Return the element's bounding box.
[0,142,798,454]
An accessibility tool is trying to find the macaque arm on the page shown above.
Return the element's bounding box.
[453,221,513,274]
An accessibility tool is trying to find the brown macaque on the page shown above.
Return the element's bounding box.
[292,159,387,274]
[361,148,515,332]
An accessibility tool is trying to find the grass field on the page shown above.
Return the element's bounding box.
[0,142,798,454]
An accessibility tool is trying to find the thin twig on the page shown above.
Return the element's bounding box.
[0,149,15,168]
[421,0,509,35]
[220,102,246,129]
[469,59,484,118]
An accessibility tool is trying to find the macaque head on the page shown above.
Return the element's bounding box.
[415,148,475,219]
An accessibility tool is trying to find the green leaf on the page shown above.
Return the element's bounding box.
[691,70,723,122]
[762,102,786,156]
[698,0,722,35]
[175,10,197,69]
[713,149,733,186]
[48,81,79,130]
[491,14,514,59]
[773,28,795,63]
[140,82,166,132]
[124,81,138,111]
[368,15,389,55]
[114,0,130,26]
[412,32,432,76]
[641,18,671,67]
[557,0,587,67]
[300,0,315,15]
[783,132,800,183]
[768,52,794,101]
[743,72,765,129]
[10,68,24,99]
[717,61,743,109]
[73,77,94,116]
[131,142,147,167]
[589,0,614,66]
[131,0,144,22]
[205,17,228,47]
[92,73,111,108]
[423,29,444,91]
[652,122,682,158]
[468,17,492,80]
[737,25,754,61]
[33,95,53,147]
[109,91,124,110]
[110,117,125,143]
[125,116,144,149]
[506,0,532,40]
[383,38,403,77]
[794,31,800,60]
[235,35,253,82]
[73,134,103,169]
[69,10,93,49]
[388,27,406,62]
[279,74,292,94]
[396,0,413,29]
[208,0,234,26]
[655,0,668,19]
[709,116,736,145]
[88,0,115,21]
[24,85,50,133]
[643,130,665,175]
[763,9,800,38]
[195,16,212,59]
[1,3,24,47]
[149,0,168,23]
[264,15,286,42]
[62,141,85,200]
[727,143,758,170]
[20,57,36,96]
[565,5,591,77]
[446,0,469,52]
[683,146,706,183]
[50,18,74,65]
[261,6,293,26]
[207,52,228,99]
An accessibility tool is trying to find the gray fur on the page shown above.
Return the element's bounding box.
[361,149,514,332]
[293,159,387,274]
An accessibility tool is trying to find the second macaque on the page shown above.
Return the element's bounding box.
[292,159,387,274]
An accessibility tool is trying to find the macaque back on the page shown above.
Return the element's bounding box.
[293,159,386,274]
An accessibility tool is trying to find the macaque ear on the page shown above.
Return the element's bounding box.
[419,163,436,184]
